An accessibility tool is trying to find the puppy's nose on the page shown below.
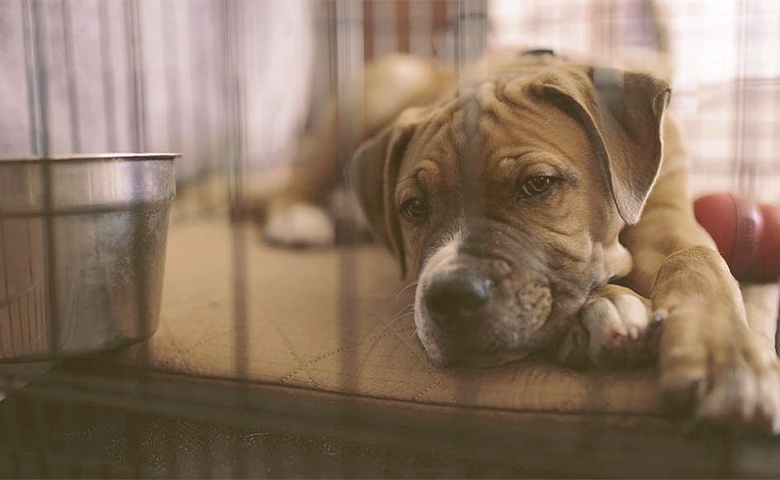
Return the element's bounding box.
[425,273,491,327]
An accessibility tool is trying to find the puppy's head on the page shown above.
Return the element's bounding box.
[350,57,670,367]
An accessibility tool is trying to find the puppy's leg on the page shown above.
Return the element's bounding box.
[558,276,780,373]
[741,283,780,356]
[650,249,780,432]
[617,117,780,433]
[557,284,663,369]
[262,54,455,248]
[263,102,340,247]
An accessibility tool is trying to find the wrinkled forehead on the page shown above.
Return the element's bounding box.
[398,73,590,179]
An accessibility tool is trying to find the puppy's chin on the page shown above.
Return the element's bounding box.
[426,347,532,368]
[459,350,532,368]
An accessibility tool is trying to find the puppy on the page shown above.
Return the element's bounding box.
[265,50,780,433]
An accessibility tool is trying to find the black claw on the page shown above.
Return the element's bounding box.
[563,346,593,371]
[662,379,705,419]
[646,313,665,343]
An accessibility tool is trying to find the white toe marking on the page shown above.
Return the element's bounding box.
[698,366,757,422]
[629,326,640,340]
[264,203,335,246]
[613,294,651,331]
[581,293,652,360]
[770,376,780,433]
[581,298,621,360]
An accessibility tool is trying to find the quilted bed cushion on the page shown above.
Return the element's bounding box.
[118,220,660,415]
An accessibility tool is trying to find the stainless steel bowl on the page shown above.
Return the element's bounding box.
[0,154,177,361]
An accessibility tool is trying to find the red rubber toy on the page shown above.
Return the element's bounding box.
[694,193,780,283]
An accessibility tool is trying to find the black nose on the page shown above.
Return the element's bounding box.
[425,272,492,328]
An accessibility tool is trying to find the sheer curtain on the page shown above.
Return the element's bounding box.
[0,0,315,181]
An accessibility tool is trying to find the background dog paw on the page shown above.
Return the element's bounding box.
[557,285,662,369]
[263,203,335,247]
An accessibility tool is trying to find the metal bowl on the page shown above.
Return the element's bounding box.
[0,154,177,361]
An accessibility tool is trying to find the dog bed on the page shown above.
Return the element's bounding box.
[117,219,660,415]
[70,217,780,477]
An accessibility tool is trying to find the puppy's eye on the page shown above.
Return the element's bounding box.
[400,197,427,221]
[518,176,559,199]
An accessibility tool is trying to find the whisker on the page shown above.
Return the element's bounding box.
[382,302,416,331]
[394,303,414,315]
[394,281,419,300]
[387,303,414,319]
[387,309,414,326]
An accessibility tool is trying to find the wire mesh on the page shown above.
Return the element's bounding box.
[0,0,780,477]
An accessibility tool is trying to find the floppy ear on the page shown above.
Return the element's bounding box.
[349,110,423,278]
[537,66,671,224]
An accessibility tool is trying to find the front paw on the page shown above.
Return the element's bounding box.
[660,313,780,435]
[654,246,780,435]
[557,285,663,369]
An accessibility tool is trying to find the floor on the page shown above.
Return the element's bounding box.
[0,364,541,479]
[3,358,780,479]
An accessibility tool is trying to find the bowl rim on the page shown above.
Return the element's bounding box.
[0,153,180,164]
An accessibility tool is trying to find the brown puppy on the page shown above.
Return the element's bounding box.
[348,50,780,432]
